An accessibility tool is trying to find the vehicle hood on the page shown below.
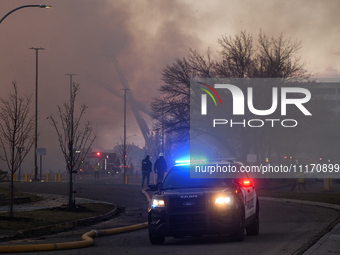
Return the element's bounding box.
[159,187,234,195]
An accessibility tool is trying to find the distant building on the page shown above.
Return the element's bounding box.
[308,82,340,114]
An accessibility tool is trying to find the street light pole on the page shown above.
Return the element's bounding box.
[1,4,50,183]
[121,88,129,184]
[0,5,51,25]
[30,47,44,182]
[65,74,77,102]
[65,74,77,208]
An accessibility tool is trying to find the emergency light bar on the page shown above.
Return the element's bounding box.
[175,158,207,166]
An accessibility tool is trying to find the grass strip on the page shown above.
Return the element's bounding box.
[0,203,115,231]
[257,190,340,206]
[0,187,42,203]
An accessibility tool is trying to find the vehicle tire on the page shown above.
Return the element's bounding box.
[230,213,244,242]
[149,228,165,245]
[246,200,260,236]
[246,213,259,236]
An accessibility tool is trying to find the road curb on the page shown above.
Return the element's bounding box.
[0,202,118,242]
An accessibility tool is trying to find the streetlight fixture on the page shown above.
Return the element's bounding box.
[127,134,137,140]
[30,47,45,182]
[0,4,51,25]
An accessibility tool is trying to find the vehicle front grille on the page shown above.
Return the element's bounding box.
[168,194,206,213]
[169,214,206,230]
[168,194,207,231]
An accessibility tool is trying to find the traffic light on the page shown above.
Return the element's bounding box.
[96,152,101,156]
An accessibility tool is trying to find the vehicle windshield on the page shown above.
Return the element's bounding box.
[162,165,234,190]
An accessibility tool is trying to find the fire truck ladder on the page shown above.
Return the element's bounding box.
[111,56,156,152]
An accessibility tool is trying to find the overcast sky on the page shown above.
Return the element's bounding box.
[0,0,339,173]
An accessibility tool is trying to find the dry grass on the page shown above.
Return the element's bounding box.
[0,187,42,203]
[0,203,115,231]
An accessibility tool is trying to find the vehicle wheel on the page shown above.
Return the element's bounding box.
[246,213,259,236]
[149,228,165,245]
[230,214,244,242]
[246,200,259,236]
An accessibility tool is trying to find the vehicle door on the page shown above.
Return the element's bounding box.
[237,171,256,219]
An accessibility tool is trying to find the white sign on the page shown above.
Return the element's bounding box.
[36,148,46,155]
[247,154,257,163]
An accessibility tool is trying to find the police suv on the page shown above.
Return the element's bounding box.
[147,161,259,244]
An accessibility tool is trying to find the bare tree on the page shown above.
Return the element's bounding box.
[151,56,195,142]
[151,31,309,160]
[216,31,256,78]
[49,83,96,210]
[0,82,34,217]
[255,31,308,79]
[114,138,138,167]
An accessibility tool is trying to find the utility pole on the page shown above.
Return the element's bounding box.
[162,100,165,154]
[65,74,77,102]
[30,47,44,182]
[121,88,129,184]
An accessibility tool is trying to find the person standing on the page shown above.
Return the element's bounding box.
[141,155,152,188]
[129,163,134,175]
[154,153,167,183]
[94,165,100,179]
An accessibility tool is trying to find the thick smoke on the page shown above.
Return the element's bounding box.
[0,0,338,172]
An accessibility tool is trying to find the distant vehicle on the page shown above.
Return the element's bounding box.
[109,165,121,176]
[147,161,259,244]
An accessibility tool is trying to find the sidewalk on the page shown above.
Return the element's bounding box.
[304,221,340,255]
[296,181,340,255]
[258,180,340,254]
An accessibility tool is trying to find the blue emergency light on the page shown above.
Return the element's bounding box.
[174,157,207,166]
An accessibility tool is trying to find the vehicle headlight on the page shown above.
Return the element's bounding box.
[215,196,233,205]
[152,199,165,208]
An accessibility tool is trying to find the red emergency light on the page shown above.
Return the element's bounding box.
[236,179,253,188]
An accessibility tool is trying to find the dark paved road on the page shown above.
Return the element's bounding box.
[1,179,339,255]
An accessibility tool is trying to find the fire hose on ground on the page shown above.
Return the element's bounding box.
[0,188,151,253]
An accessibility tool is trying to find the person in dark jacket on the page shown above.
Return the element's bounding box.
[141,155,152,188]
[154,153,167,183]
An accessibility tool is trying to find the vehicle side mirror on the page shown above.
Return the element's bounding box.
[148,182,162,191]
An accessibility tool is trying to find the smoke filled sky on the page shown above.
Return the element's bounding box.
[0,0,339,173]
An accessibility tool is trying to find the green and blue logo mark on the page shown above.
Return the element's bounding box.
[197,82,222,115]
